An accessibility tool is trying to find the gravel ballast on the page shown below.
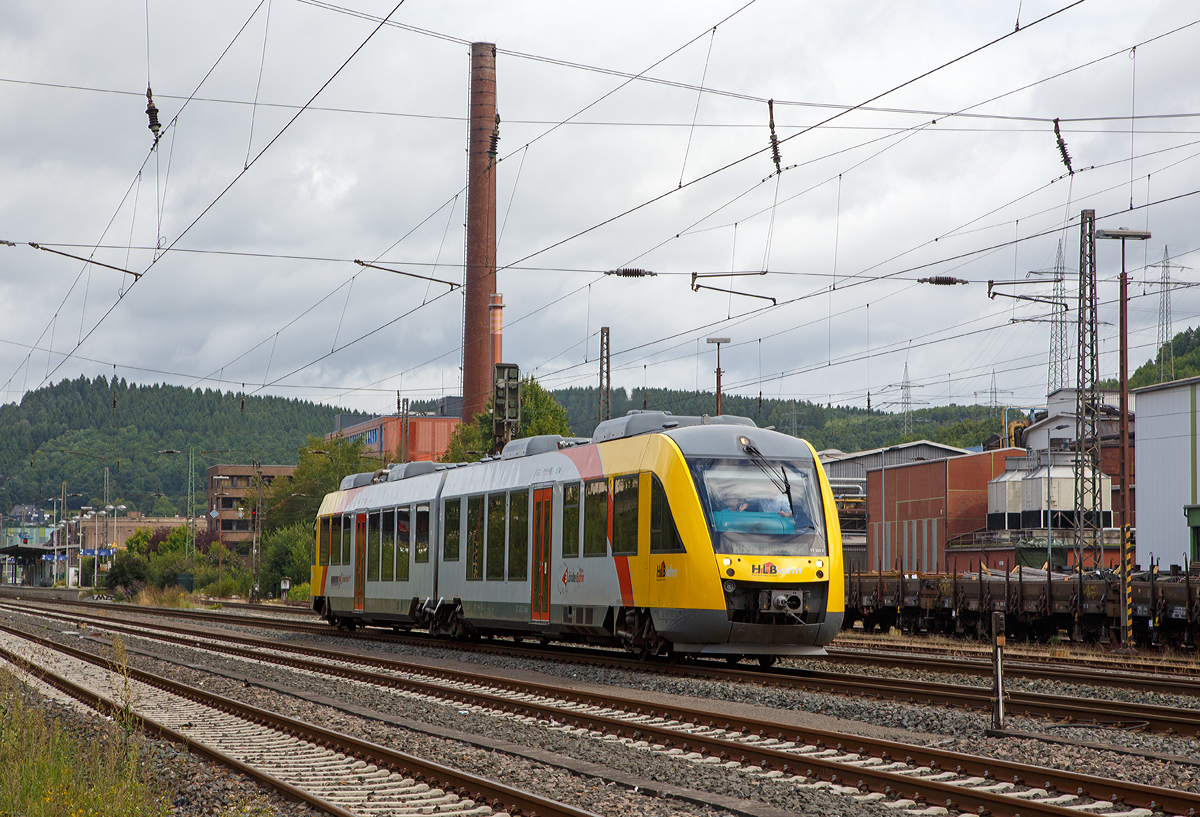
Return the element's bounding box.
[5,604,1199,816]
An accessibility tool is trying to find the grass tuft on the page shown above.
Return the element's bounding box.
[0,667,171,817]
[133,585,195,609]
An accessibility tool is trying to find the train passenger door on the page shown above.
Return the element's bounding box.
[531,487,553,622]
[354,512,367,612]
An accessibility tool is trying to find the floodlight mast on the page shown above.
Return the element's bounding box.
[707,338,731,415]
[1097,226,1150,648]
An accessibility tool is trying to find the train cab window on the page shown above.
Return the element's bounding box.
[583,479,609,557]
[317,517,331,566]
[486,493,506,580]
[650,475,686,553]
[443,498,461,561]
[367,511,381,581]
[466,496,484,580]
[562,483,581,558]
[381,509,395,581]
[689,457,827,557]
[415,504,430,564]
[611,475,639,556]
[508,489,529,580]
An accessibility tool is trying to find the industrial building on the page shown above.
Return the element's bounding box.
[1133,376,1200,570]
[327,414,460,463]
[821,441,971,572]
[865,448,1024,575]
[946,450,1117,572]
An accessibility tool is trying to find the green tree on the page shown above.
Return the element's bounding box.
[124,526,152,556]
[106,550,149,592]
[259,522,314,600]
[150,495,177,517]
[261,436,376,533]
[441,376,572,462]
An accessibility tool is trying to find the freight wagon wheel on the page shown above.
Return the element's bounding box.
[757,655,777,668]
[725,655,743,665]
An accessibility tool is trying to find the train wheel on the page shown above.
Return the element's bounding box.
[725,655,742,665]
[757,655,777,668]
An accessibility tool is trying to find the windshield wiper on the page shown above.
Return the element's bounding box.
[744,442,794,513]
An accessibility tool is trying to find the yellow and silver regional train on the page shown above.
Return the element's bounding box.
[310,411,844,662]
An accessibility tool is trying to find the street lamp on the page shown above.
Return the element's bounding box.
[1096,227,1150,537]
[1098,227,1149,646]
[706,338,731,416]
[91,510,106,589]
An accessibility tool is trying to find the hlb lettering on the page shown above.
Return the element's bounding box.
[751,562,778,575]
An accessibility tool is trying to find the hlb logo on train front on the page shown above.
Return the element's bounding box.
[752,562,778,575]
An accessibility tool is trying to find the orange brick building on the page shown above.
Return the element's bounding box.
[866,448,1025,574]
[327,415,459,462]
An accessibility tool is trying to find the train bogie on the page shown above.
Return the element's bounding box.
[310,412,844,658]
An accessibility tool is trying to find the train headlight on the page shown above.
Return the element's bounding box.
[722,557,732,566]
[816,560,824,568]
[722,580,737,594]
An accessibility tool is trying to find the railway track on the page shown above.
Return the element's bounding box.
[5,609,1195,817]
[10,597,1198,737]
[0,623,600,817]
[823,646,1200,698]
[832,633,1200,676]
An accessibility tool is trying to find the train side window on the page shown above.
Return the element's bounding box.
[340,515,352,565]
[396,508,410,580]
[443,498,461,561]
[466,495,484,580]
[486,493,506,580]
[317,517,330,566]
[583,478,609,557]
[562,482,580,558]
[508,489,529,580]
[415,504,430,564]
[381,508,395,581]
[650,475,686,553]
[611,475,639,556]
[367,511,381,581]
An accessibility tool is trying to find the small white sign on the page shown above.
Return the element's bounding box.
[236,508,244,519]
[209,509,219,519]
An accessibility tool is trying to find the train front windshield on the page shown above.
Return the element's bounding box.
[689,457,827,557]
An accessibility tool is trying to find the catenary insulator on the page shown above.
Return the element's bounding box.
[605,268,656,278]
[768,99,782,174]
[145,87,161,137]
[918,276,969,286]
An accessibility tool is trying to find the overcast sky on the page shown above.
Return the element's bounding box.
[3,0,1199,422]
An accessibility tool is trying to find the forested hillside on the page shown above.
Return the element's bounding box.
[549,386,1001,452]
[1,374,1009,518]
[1129,326,1200,389]
[0,377,344,514]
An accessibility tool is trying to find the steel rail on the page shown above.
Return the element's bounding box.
[825,647,1200,697]
[18,610,1200,817]
[0,642,359,817]
[0,624,602,817]
[7,598,1200,735]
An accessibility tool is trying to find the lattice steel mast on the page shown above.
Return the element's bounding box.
[1048,240,1070,394]
[1073,210,1102,572]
